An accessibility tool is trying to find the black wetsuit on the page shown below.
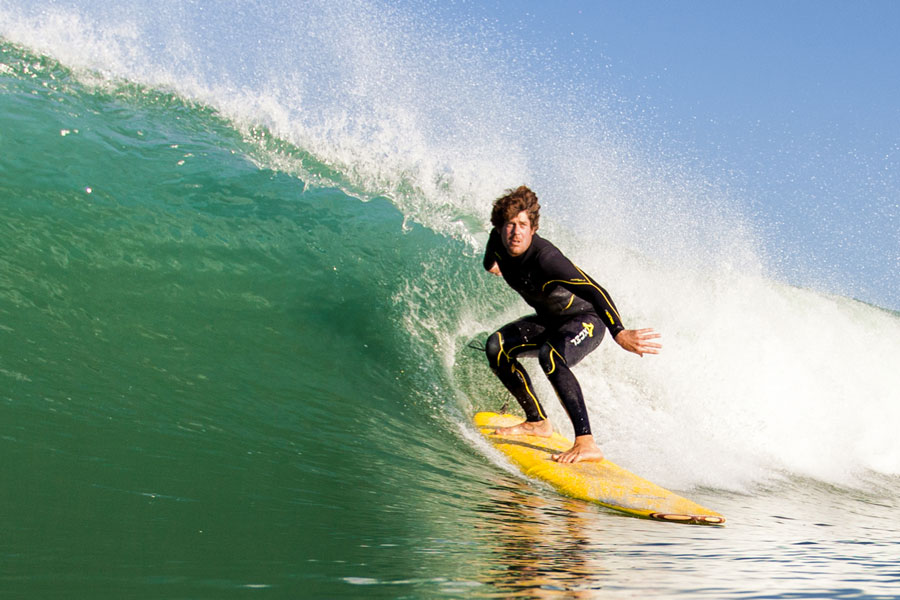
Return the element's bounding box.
[483,230,624,436]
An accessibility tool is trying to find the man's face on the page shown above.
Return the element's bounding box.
[501,210,535,257]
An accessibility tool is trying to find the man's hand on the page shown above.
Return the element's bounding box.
[487,262,502,276]
[613,328,662,357]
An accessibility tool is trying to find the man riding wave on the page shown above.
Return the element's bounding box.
[482,186,661,463]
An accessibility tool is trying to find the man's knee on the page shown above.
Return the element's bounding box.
[537,343,562,374]
[485,332,503,368]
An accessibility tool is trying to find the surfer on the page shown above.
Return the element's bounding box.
[483,186,661,464]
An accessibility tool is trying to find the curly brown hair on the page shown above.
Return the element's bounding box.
[490,185,540,230]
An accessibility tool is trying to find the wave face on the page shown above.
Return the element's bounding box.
[2,3,899,597]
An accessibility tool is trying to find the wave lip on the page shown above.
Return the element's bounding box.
[3,2,899,497]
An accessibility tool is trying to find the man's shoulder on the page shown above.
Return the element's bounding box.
[530,235,580,278]
[530,234,566,260]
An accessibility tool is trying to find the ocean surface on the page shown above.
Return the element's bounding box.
[2,3,899,598]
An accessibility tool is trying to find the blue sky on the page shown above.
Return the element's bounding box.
[457,0,899,309]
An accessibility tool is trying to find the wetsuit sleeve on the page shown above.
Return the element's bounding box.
[482,229,502,271]
[537,249,626,338]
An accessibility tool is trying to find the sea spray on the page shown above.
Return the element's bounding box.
[3,1,898,495]
[3,7,900,598]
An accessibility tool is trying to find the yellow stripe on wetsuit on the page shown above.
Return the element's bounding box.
[543,343,565,375]
[493,332,546,420]
[541,265,622,326]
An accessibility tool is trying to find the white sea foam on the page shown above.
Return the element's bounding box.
[4,0,897,492]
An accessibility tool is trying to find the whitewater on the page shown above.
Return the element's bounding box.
[2,1,899,598]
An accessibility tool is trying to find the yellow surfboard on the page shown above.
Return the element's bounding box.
[475,412,725,525]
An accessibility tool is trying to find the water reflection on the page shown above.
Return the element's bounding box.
[473,480,610,597]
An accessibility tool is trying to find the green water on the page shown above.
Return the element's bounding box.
[3,39,900,599]
[1,42,483,595]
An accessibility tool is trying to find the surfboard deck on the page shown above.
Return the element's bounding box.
[474,412,725,525]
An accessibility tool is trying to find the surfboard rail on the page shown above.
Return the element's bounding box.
[474,412,725,525]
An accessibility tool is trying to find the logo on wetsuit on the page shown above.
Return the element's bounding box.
[570,322,595,346]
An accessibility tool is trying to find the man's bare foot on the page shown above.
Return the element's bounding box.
[493,419,553,438]
[552,435,604,464]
